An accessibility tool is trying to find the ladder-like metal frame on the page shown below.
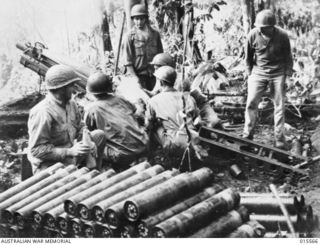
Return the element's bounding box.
[198,127,309,182]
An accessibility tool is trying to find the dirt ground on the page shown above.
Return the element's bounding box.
[205,123,320,237]
[0,121,320,237]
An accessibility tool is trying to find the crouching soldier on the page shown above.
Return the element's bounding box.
[84,72,149,171]
[28,65,106,174]
[151,53,220,129]
[145,66,207,168]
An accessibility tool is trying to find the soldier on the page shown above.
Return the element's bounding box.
[243,9,293,149]
[145,66,207,167]
[84,72,148,171]
[149,53,175,95]
[151,53,220,129]
[123,4,163,91]
[28,65,106,174]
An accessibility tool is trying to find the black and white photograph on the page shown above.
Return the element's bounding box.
[0,0,320,241]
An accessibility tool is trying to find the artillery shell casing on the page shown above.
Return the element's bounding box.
[188,206,249,238]
[0,165,77,217]
[136,184,225,237]
[30,170,99,224]
[104,204,123,230]
[239,192,294,198]
[120,222,138,238]
[63,169,116,216]
[96,169,179,223]
[3,166,85,224]
[64,161,150,216]
[152,188,240,237]
[7,225,20,238]
[124,167,214,222]
[44,213,57,229]
[240,196,302,215]
[42,169,116,224]
[0,163,64,203]
[82,221,97,238]
[105,169,186,230]
[250,214,308,232]
[13,168,89,224]
[70,218,83,236]
[226,220,266,238]
[77,165,164,220]
[263,232,293,238]
[0,224,7,237]
[95,223,117,238]
[57,212,72,232]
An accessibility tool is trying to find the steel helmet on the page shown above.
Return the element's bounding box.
[131,4,148,18]
[254,9,276,27]
[45,65,80,90]
[151,53,175,68]
[154,66,177,85]
[86,72,113,95]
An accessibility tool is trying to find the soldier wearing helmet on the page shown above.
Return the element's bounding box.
[145,66,207,167]
[150,53,220,129]
[151,53,175,70]
[28,65,106,174]
[123,4,163,91]
[84,72,148,170]
[243,9,293,149]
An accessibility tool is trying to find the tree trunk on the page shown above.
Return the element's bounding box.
[250,0,256,29]
[102,10,113,52]
[182,0,202,64]
[241,0,253,34]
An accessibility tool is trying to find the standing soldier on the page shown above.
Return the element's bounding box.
[123,4,163,91]
[243,9,293,149]
[28,65,106,174]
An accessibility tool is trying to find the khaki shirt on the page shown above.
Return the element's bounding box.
[123,25,163,75]
[28,93,82,168]
[84,95,148,158]
[145,89,198,148]
[245,26,293,77]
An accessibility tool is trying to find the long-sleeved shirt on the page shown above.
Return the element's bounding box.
[84,95,148,158]
[145,88,198,144]
[123,25,163,76]
[28,93,82,167]
[245,26,293,77]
